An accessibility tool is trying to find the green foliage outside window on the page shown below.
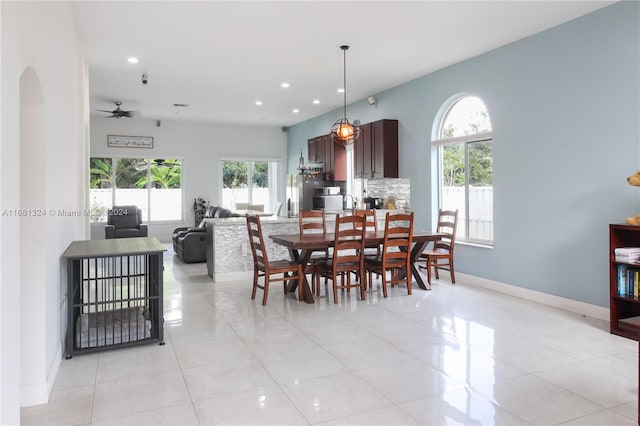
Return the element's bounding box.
[90,158,113,188]
[135,159,182,189]
[223,161,268,188]
[253,162,268,187]
[223,161,248,188]
[440,97,493,188]
[442,142,493,187]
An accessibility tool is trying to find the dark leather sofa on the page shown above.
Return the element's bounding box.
[172,206,240,263]
[105,205,148,239]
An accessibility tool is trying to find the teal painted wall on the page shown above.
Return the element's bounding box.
[287,2,640,307]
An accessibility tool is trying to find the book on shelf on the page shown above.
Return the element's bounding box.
[616,264,640,297]
[618,264,627,295]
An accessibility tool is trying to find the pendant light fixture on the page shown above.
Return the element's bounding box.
[330,45,360,145]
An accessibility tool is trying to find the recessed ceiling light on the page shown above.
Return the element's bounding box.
[313,99,320,105]
[292,109,299,114]
[281,82,290,88]
[255,101,263,106]
[337,88,345,93]
[127,57,139,64]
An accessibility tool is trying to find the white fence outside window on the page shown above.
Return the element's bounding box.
[442,186,493,241]
[90,188,182,222]
[221,188,270,211]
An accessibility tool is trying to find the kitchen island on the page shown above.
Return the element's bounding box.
[204,210,401,281]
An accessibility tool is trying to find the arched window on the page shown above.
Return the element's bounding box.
[433,95,493,245]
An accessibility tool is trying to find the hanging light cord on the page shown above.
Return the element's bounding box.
[342,45,348,118]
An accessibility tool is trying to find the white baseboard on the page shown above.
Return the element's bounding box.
[20,345,61,407]
[458,272,609,322]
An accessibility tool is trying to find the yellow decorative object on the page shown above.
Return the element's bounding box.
[384,198,397,210]
[625,170,640,225]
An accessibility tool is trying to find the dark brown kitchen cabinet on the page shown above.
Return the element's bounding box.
[307,135,347,181]
[321,135,333,174]
[307,136,324,163]
[333,141,347,181]
[354,119,398,179]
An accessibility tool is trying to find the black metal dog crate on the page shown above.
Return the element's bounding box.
[62,237,166,357]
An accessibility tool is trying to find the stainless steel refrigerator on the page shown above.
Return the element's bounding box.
[286,174,322,217]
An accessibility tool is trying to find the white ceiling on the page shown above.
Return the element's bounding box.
[73,1,614,127]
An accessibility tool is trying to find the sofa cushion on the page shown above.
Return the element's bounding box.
[116,228,144,238]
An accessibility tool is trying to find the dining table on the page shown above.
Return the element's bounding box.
[269,230,446,303]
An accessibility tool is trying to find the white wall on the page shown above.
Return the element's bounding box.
[1,2,88,422]
[90,118,287,242]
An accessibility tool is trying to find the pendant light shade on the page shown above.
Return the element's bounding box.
[330,45,360,145]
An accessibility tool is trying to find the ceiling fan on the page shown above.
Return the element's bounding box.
[98,101,140,118]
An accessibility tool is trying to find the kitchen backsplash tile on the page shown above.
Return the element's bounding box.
[363,178,411,210]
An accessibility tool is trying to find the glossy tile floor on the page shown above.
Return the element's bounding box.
[22,249,639,425]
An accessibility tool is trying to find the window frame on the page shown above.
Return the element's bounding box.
[432,97,493,246]
[219,157,281,211]
[89,156,184,224]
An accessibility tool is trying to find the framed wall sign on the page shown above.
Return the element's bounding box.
[107,135,154,149]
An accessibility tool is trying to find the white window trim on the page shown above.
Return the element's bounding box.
[432,131,492,146]
[89,156,184,223]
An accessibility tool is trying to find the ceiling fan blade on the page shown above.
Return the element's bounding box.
[121,110,140,118]
[97,102,140,118]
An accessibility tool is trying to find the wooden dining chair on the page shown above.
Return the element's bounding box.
[314,214,366,304]
[246,214,304,305]
[364,212,414,298]
[419,209,458,285]
[353,209,378,239]
[299,210,328,295]
[353,209,380,287]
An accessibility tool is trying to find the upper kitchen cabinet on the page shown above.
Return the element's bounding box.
[307,136,324,164]
[354,119,398,179]
[308,135,347,181]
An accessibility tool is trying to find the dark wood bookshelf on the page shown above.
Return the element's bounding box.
[609,224,640,340]
[608,224,640,425]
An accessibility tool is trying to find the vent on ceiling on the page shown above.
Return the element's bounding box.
[173,103,189,107]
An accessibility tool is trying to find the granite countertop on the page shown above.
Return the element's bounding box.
[204,208,409,227]
[203,216,298,226]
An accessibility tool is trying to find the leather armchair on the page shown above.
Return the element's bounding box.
[105,206,148,239]
[172,205,217,263]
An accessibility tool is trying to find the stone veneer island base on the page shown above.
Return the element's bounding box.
[204,212,395,282]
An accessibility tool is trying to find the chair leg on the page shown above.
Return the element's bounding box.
[296,272,304,302]
[426,257,432,285]
[283,272,288,295]
[450,259,456,284]
[434,259,440,279]
[381,269,388,298]
[333,278,339,304]
[251,269,258,300]
[262,278,269,305]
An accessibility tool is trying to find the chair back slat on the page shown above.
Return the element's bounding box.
[434,209,458,253]
[381,212,414,267]
[299,210,327,235]
[332,215,365,273]
[246,214,269,268]
[353,209,378,232]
